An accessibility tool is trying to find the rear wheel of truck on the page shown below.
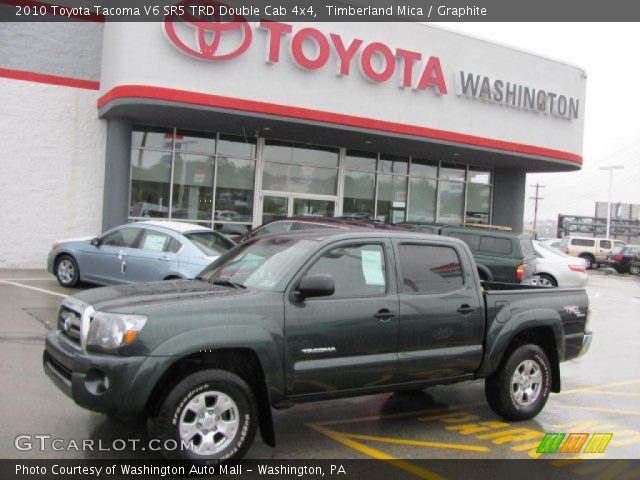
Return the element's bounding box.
[152,369,258,462]
[485,344,551,421]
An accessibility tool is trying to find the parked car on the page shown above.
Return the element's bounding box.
[532,241,588,287]
[629,252,640,276]
[48,221,236,287]
[44,229,590,461]
[402,223,536,283]
[604,244,640,274]
[232,216,407,243]
[560,236,626,269]
[540,238,562,250]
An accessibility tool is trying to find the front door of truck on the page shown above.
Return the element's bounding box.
[284,239,399,396]
[393,240,485,382]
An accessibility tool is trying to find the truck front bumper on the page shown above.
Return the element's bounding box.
[43,330,147,416]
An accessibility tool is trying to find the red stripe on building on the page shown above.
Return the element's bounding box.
[1,0,105,21]
[0,68,100,90]
[99,85,583,165]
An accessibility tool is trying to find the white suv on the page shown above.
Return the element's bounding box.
[560,236,626,269]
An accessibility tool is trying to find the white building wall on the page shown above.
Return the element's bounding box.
[0,78,106,268]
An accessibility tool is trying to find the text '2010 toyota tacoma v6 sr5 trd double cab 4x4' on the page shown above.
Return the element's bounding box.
[43,230,591,461]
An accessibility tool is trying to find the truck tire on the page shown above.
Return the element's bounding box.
[579,254,594,270]
[152,369,258,462]
[485,344,551,421]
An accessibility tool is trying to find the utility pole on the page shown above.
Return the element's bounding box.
[599,165,624,239]
[530,183,545,240]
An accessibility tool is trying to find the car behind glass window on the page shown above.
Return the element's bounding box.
[398,244,464,294]
[306,244,387,299]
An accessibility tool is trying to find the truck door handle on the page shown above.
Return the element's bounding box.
[457,304,475,315]
[373,309,396,321]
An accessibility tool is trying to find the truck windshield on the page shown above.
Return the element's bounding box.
[198,237,317,290]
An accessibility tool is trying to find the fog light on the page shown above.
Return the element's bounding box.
[84,368,109,396]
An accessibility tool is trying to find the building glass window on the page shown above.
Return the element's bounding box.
[131,126,174,150]
[407,158,438,223]
[129,149,172,218]
[218,133,257,158]
[343,170,376,219]
[171,153,214,222]
[465,167,492,225]
[214,156,255,224]
[377,174,407,223]
[175,129,216,154]
[262,140,339,195]
[344,150,377,172]
[437,163,465,224]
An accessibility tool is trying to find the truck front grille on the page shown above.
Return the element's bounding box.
[58,306,82,346]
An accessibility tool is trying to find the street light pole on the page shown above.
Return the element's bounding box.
[599,165,624,239]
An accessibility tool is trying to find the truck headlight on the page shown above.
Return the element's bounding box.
[86,312,147,351]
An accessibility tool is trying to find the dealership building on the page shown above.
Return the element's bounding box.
[0,17,586,268]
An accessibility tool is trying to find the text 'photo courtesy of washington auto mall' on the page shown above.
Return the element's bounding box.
[0,0,639,479]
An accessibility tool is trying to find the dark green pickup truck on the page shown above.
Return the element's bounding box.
[43,230,591,461]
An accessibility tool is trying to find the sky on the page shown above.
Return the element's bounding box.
[435,23,640,223]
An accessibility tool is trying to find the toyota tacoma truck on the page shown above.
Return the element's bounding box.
[43,230,591,461]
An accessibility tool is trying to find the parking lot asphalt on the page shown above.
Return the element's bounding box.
[1,269,638,468]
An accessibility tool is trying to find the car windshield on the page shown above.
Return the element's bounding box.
[198,237,318,290]
[185,232,235,256]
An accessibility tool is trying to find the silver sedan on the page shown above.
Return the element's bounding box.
[47,221,236,287]
[532,240,589,288]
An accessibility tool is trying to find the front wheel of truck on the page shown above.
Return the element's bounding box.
[152,369,258,462]
[485,344,551,421]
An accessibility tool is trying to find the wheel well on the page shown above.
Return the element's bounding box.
[504,327,561,393]
[579,252,595,260]
[54,252,73,267]
[537,273,558,286]
[163,275,182,280]
[146,348,275,447]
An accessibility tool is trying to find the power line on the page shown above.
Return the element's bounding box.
[529,182,545,239]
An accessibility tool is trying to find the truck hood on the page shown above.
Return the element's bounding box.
[72,279,248,312]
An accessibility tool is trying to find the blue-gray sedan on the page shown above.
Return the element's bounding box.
[47,221,236,287]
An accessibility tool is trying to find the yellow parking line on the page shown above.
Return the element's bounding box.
[577,391,640,397]
[338,432,489,452]
[556,379,640,396]
[553,404,640,416]
[309,425,445,480]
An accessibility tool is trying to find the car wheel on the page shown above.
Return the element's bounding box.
[629,265,640,276]
[152,369,258,462]
[55,255,80,287]
[579,254,594,270]
[485,344,552,421]
[537,274,557,288]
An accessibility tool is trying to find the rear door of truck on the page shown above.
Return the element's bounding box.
[392,237,485,382]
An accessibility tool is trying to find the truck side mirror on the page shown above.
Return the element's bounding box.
[297,274,335,300]
[90,237,101,247]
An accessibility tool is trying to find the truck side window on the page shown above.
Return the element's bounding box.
[599,240,611,249]
[306,244,386,299]
[479,236,512,255]
[448,232,480,252]
[398,244,464,294]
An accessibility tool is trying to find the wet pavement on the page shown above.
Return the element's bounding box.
[1,269,638,463]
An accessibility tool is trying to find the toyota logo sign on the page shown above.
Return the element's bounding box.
[164,0,252,61]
